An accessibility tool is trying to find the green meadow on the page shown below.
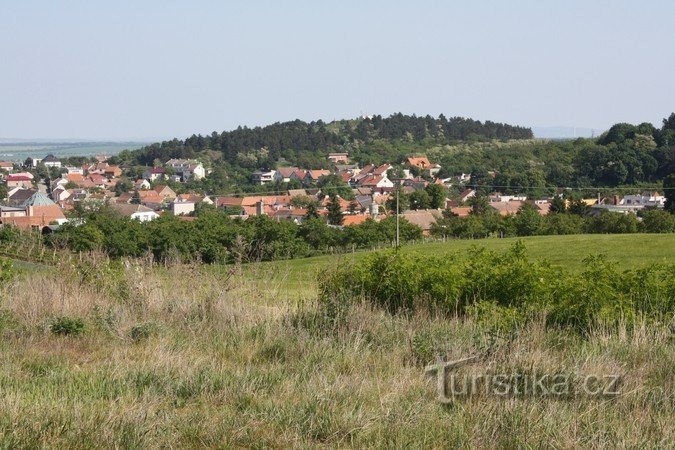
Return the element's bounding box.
[1,233,673,447]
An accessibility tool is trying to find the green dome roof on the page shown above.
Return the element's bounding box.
[21,192,55,207]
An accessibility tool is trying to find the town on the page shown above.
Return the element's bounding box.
[0,151,668,236]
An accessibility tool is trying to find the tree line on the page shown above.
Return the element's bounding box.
[116,113,533,169]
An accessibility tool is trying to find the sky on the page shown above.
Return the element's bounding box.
[1,0,674,140]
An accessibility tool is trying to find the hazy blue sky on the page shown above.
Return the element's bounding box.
[1,0,673,140]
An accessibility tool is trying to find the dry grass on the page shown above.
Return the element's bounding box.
[0,259,673,448]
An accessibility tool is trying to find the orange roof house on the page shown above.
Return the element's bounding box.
[407,156,432,168]
[489,200,524,216]
[342,214,369,226]
[153,185,177,201]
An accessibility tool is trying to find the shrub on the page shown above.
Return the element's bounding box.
[0,257,14,286]
[319,243,675,331]
[640,209,675,233]
[49,316,86,336]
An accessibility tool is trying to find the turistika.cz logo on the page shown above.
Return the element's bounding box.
[425,357,622,402]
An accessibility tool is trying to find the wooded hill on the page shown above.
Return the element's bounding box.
[125,113,533,167]
[110,113,675,194]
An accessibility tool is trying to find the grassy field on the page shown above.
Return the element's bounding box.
[263,234,675,300]
[0,234,673,447]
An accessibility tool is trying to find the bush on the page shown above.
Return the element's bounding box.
[319,243,675,331]
[640,209,675,233]
[49,316,86,336]
[0,257,14,286]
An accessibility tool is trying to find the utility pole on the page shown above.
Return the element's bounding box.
[396,187,400,248]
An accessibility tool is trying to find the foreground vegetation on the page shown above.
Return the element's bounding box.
[0,238,673,447]
[261,233,675,299]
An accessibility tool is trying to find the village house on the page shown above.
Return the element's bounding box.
[458,188,476,203]
[65,166,85,175]
[530,199,550,215]
[327,152,349,163]
[0,162,13,172]
[42,154,62,168]
[488,193,527,203]
[136,190,164,208]
[622,192,665,208]
[88,173,108,189]
[273,167,302,183]
[401,209,443,235]
[109,203,160,222]
[171,200,195,216]
[134,179,151,190]
[251,169,276,185]
[449,206,472,217]
[5,174,33,189]
[25,157,42,168]
[357,174,394,190]
[407,156,442,176]
[51,186,71,203]
[153,185,177,201]
[142,167,167,182]
[176,193,213,205]
[303,170,331,185]
[489,200,525,216]
[104,166,123,178]
[289,169,307,182]
[165,159,206,181]
[6,189,37,207]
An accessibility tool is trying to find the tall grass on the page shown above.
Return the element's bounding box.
[0,252,672,448]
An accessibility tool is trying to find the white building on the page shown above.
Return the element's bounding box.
[165,159,206,181]
[171,201,195,216]
[42,154,62,168]
[110,203,160,222]
[252,169,276,185]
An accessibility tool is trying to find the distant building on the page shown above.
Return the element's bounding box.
[252,169,276,185]
[109,203,160,222]
[171,200,195,216]
[142,167,166,182]
[0,192,67,230]
[328,152,349,163]
[42,154,62,168]
[165,159,206,181]
[65,166,85,175]
[5,174,33,189]
[407,156,441,176]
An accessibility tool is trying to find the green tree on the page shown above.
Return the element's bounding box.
[664,173,675,213]
[326,194,344,225]
[290,195,318,209]
[568,197,590,216]
[640,209,675,233]
[385,187,409,214]
[317,174,354,199]
[425,183,446,209]
[468,195,490,216]
[549,195,566,214]
[513,203,542,236]
[539,213,583,235]
[306,201,320,220]
[114,178,133,196]
[408,189,430,210]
